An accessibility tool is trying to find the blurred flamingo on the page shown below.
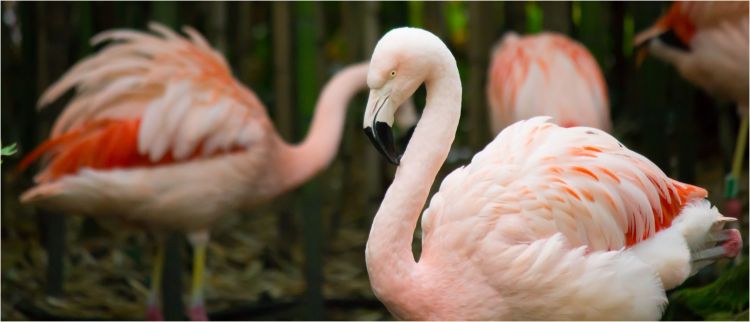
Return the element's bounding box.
[18,23,372,321]
[634,1,749,217]
[361,27,741,320]
[486,32,611,133]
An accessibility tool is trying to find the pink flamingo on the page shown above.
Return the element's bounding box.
[486,32,611,133]
[18,23,371,321]
[634,1,749,217]
[361,27,741,320]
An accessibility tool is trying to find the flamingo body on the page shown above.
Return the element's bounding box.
[362,27,740,320]
[19,23,370,319]
[486,32,611,133]
[21,24,369,231]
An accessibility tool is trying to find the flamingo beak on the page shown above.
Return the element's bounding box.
[635,46,649,68]
[633,27,661,68]
[364,122,400,165]
[633,27,689,68]
[363,91,401,165]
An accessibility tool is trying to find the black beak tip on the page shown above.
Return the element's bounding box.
[363,124,401,166]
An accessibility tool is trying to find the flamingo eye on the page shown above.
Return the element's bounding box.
[390,70,397,78]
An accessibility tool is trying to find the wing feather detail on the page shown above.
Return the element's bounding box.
[422,117,707,254]
[22,22,271,181]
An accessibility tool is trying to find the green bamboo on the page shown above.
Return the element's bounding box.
[149,2,186,320]
[608,2,627,119]
[34,2,69,299]
[629,2,670,169]
[577,2,610,69]
[525,2,543,34]
[74,2,93,56]
[673,77,698,183]
[296,2,318,131]
[539,1,571,34]
[295,2,324,319]
[408,1,424,27]
[338,1,370,229]
[445,1,467,46]
[151,2,178,28]
[271,1,300,262]
[505,1,527,33]
[467,2,493,151]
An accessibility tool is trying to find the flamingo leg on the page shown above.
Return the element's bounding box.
[723,115,748,219]
[146,241,165,321]
[188,232,210,321]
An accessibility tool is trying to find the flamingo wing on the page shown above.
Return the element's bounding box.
[20,23,272,183]
[421,117,705,255]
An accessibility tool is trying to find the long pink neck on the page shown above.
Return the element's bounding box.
[365,53,462,304]
[278,63,369,189]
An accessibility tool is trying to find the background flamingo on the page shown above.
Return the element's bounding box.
[361,27,741,320]
[17,23,372,321]
[634,1,749,218]
[486,32,611,133]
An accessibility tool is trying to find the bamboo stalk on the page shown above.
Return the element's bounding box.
[272,2,294,140]
[36,2,69,298]
[504,1,526,33]
[629,2,670,169]
[467,2,493,151]
[539,1,571,34]
[295,3,325,318]
[149,3,186,320]
[363,1,386,210]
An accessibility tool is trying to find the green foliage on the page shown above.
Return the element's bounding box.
[623,14,635,57]
[294,1,318,133]
[1,143,17,164]
[151,2,178,28]
[576,2,607,69]
[671,260,749,321]
[571,2,582,28]
[525,2,543,34]
[444,2,467,46]
[407,1,424,27]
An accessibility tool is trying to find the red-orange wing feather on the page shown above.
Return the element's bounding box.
[18,119,246,183]
[19,23,270,183]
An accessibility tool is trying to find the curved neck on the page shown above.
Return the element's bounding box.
[278,63,369,189]
[365,53,462,301]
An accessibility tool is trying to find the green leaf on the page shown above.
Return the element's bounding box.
[525,2,543,34]
[623,14,635,57]
[444,1,467,46]
[1,143,17,156]
[408,1,424,28]
[1,143,18,164]
[571,2,582,28]
[671,260,749,320]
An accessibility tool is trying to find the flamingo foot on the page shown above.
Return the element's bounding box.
[188,305,209,321]
[694,229,743,261]
[146,305,163,321]
[723,198,743,219]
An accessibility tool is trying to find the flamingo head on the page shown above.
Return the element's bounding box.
[633,3,694,67]
[363,27,447,165]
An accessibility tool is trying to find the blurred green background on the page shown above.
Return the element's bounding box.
[1,1,747,320]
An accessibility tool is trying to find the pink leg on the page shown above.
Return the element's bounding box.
[721,229,743,258]
[146,238,165,321]
[187,232,210,321]
[146,300,164,321]
[188,305,208,321]
[694,229,743,261]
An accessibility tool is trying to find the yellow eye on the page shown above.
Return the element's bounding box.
[390,70,397,78]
